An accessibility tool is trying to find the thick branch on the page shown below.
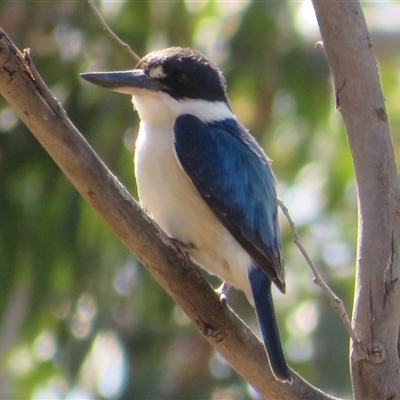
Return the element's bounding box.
[312,1,400,398]
[0,28,338,399]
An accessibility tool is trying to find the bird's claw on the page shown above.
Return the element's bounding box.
[215,281,230,304]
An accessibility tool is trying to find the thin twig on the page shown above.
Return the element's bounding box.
[87,0,141,63]
[278,199,359,343]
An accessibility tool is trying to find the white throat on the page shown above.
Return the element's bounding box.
[131,91,234,129]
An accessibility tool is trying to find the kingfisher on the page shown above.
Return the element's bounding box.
[81,47,290,382]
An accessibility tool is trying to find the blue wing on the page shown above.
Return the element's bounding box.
[173,114,285,292]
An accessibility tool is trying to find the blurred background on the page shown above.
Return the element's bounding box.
[1,1,400,398]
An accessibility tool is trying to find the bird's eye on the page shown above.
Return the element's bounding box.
[172,71,188,85]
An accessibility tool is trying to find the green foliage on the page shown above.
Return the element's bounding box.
[0,1,398,398]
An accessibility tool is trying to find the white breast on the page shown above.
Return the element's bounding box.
[132,92,254,301]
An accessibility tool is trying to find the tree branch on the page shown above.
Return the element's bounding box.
[312,1,400,398]
[0,28,339,399]
[278,200,358,343]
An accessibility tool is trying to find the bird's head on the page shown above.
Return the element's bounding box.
[81,47,232,124]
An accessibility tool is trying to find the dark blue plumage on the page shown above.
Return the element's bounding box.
[248,267,289,381]
[174,114,284,292]
[174,113,289,381]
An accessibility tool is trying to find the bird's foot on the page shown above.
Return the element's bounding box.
[215,281,231,304]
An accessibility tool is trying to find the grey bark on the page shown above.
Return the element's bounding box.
[312,1,400,398]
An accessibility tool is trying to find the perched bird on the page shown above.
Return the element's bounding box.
[81,47,290,382]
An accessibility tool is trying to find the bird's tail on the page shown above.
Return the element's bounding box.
[248,267,291,383]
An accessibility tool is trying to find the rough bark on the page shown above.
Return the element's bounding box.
[0,28,338,400]
[312,1,400,399]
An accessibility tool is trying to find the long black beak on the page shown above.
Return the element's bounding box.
[80,70,167,94]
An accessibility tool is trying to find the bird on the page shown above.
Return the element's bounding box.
[81,47,291,382]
